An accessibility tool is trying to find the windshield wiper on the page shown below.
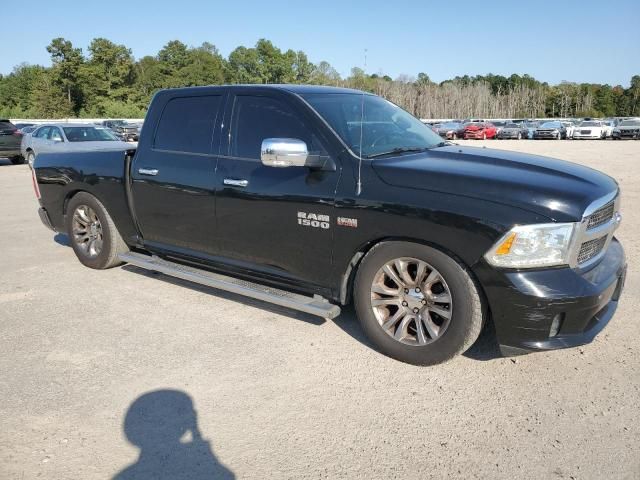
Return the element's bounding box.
[365,147,430,159]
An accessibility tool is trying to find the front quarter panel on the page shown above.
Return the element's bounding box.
[331,158,551,300]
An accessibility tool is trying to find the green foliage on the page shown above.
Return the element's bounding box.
[0,36,638,119]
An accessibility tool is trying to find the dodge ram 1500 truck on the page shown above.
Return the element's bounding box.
[32,85,627,365]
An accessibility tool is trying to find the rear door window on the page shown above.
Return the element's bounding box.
[154,95,221,154]
[50,128,63,141]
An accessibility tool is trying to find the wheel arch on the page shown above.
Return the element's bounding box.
[338,236,490,324]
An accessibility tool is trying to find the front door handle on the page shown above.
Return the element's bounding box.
[138,168,159,176]
[223,178,248,187]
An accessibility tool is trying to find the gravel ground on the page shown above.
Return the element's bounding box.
[0,140,638,479]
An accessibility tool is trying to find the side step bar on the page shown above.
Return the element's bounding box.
[118,252,342,319]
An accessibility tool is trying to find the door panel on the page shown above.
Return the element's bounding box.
[215,93,340,288]
[131,94,223,255]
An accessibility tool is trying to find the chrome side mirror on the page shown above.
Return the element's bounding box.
[260,138,308,168]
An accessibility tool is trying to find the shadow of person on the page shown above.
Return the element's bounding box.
[113,390,235,480]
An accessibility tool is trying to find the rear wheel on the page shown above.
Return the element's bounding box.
[353,242,484,365]
[517,132,522,140]
[10,155,25,165]
[66,192,128,269]
[26,151,36,167]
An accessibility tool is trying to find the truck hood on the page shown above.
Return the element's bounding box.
[371,145,618,221]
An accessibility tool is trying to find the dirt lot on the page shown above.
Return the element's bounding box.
[1,140,638,479]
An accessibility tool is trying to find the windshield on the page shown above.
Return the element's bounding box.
[440,122,461,129]
[540,121,562,128]
[492,121,506,127]
[620,119,640,126]
[579,121,600,127]
[505,123,520,128]
[302,93,443,158]
[63,127,119,142]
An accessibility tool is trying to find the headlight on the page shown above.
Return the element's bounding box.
[485,223,577,268]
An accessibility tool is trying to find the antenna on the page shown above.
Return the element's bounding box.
[356,48,367,196]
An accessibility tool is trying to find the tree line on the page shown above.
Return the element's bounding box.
[0,37,639,119]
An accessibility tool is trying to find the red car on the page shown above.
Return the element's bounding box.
[463,122,497,140]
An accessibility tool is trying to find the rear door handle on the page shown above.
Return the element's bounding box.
[223,178,248,187]
[138,168,159,176]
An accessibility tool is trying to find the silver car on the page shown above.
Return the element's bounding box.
[21,123,134,167]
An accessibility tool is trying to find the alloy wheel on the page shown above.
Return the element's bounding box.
[370,257,453,346]
[72,205,103,258]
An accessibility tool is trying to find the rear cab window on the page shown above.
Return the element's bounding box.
[154,96,222,154]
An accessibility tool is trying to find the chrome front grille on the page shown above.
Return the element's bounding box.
[586,200,615,230]
[577,236,608,264]
[570,191,621,268]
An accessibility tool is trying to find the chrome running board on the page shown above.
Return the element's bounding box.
[118,252,342,319]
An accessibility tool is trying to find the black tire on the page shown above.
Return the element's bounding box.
[65,192,128,269]
[10,155,25,165]
[353,241,484,366]
[517,132,522,140]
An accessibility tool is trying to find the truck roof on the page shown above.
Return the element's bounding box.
[157,84,369,96]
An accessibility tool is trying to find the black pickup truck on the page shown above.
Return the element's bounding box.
[32,85,627,365]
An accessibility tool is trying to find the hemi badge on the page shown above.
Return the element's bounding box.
[337,217,358,228]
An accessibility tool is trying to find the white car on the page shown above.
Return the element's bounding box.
[600,121,615,138]
[21,123,134,167]
[562,121,576,138]
[572,121,608,140]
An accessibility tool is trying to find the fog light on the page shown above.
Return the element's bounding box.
[549,313,564,337]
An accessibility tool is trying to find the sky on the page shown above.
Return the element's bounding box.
[2,0,639,86]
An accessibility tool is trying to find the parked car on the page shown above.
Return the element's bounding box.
[533,121,567,140]
[0,119,25,164]
[21,123,133,167]
[491,120,507,137]
[562,121,577,138]
[523,121,540,139]
[102,120,140,142]
[434,121,466,140]
[14,123,35,132]
[496,122,529,140]
[612,118,640,139]
[31,84,627,366]
[20,125,38,134]
[600,120,615,138]
[572,120,608,140]
[463,122,497,139]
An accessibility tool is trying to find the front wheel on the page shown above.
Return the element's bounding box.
[353,242,484,365]
[66,192,128,269]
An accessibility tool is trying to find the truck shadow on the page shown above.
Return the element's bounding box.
[122,264,327,327]
[113,389,235,480]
